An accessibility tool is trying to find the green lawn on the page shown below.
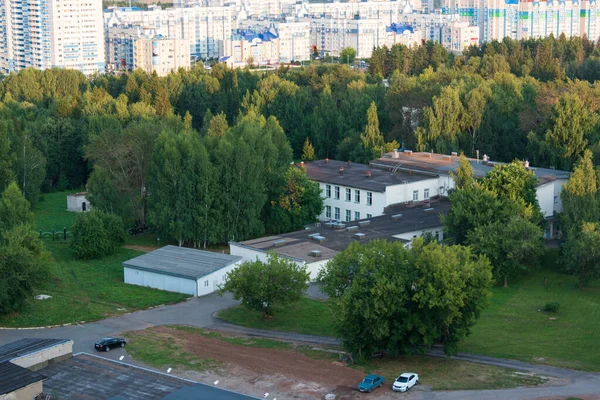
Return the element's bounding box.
[218,249,600,372]
[34,190,80,231]
[0,193,189,327]
[217,297,337,337]
[0,244,189,327]
[124,325,546,391]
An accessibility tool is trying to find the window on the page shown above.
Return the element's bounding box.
[204,280,209,287]
[346,209,351,222]
[354,189,360,203]
[424,188,430,200]
[326,205,331,218]
[334,207,340,220]
[326,184,331,198]
[413,190,419,202]
[367,192,372,206]
[345,188,351,201]
[366,213,372,219]
[334,186,340,199]
[355,211,360,221]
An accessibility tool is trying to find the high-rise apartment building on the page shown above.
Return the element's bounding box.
[0,0,104,75]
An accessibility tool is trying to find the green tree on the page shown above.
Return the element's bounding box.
[357,102,385,163]
[266,167,323,233]
[468,217,545,287]
[318,239,492,358]
[340,47,357,65]
[562,222,600,288]
[153,86,172,117]
[219,252,310,318]
[0,224,50,314]
[450,155,475,191]
[0,182,34,236]
[302,137,315,161]
[0,122,15,191]
[70,210,126,260]
[206,112,229,139]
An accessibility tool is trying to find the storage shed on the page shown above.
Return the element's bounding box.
[122,246,243,296]
[67,191,91,212]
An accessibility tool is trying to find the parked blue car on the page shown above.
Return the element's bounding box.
[358,374,385,392]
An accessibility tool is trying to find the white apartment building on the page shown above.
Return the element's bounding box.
[276,20,311,62]
[0,0,104,75]
[303,159,450,222]
[134,35,190,76]
[104,4,236,61]
[222,29,279,67]
[385,23,423,48]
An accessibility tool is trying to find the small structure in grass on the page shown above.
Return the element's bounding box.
[66,192,91,213]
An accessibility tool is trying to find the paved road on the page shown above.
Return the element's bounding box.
[1,289,599,399]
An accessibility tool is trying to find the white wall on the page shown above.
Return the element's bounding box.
[124,267,197,295]
[67,195,91,212]
[196,261,242,297]
[392,227,444,247]
[552,178,568,214]
[11,341,73,370]
[536,182,555,218]
[318,182,385,221]
[385,177,443,206]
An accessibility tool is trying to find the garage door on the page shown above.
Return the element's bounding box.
[124,268,196,295]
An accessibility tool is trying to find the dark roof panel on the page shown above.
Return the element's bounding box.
[0,361,45,395]
[0,338,71,363]
[122,246,242,280]
[161,384,257,400]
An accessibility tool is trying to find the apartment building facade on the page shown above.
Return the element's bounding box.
[0,0,104,75]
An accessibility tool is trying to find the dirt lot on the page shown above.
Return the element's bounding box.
[136,326,405,400]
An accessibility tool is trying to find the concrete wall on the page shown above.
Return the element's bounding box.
[124,267,197,295]
[196,261,242,297]
[385,177,443,206]
[0,380,43,400]
[10,341,73,371]
[67,195,90,212]
[536,182,555,218]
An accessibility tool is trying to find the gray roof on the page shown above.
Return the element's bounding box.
[122,245,242,280]
[302,159,436,192]
[0,338,71,363]
[161,384,257,400]
[235,199,449,263]
[373,151,570,186]
[0,361,46,395]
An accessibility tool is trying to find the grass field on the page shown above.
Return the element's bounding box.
[124,325,546,391]
[217,297,336,337]
[0,191,189,327]
[218,249,600,372]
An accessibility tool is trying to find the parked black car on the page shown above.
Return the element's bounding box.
[94,337,126,352]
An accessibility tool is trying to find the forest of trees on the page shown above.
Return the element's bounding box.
[0,35,599,246]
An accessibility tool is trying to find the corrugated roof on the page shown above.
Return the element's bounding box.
[0,338,71,364]
[122,246,242,280]
[0,361,45,395]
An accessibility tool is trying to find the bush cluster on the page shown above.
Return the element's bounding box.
[70,210,126,259]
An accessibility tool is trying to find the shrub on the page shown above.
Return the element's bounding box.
[543,302,560,313]
[70,210,126,259]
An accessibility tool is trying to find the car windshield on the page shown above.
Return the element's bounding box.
[396,377,408,383]
[362,378,373,385]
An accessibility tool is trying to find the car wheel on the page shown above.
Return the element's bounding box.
[379,383,383,388]
[105,345,110,352]
[120,342,125,347]
[416,380,419,385]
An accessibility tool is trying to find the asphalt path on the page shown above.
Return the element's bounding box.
[1,288,598,399]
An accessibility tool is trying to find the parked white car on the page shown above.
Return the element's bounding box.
[392,372,419,392]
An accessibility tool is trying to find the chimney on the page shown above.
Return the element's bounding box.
[300,161,304,168]
[404,150,413,156]
[325,157,329,164]
[366,170,372,178]
[348,160,351,166]
[451,151,458,157]
[524,159,530,169]
[339,166,345,173]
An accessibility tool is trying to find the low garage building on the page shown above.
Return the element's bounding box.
[122,245,243,296]
[0,361,46,400]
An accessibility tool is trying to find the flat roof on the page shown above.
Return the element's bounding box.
[0,338,71,363]
[302,159,437,192]
[233,199,450,262]
[372,151,570,186]
[123,245,242,280]
[42,354,257,400]
[0,361,46,395]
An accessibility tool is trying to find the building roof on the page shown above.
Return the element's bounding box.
[233,199,450,263]
[0,361,46,395]
[302,159,437,193]
[372,151,570,186]
[0,338,71,364]
[67,191,88,197]
[122,245,242,280]
[42,354,257,400]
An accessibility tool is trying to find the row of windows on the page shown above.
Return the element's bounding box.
[325,206,372,222]
[413,188,431,201]
[325,185,373,206]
